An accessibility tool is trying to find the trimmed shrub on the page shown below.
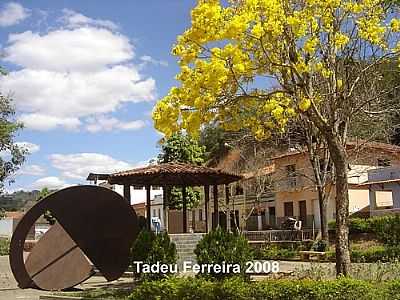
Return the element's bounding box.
[128,276,394,300]
[256,244,297,260]
[130,229,177,280]
[194,227,253,279]
[370,215,400,246]
[0,238,10,256]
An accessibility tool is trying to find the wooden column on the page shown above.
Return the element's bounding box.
[204,185,210,233]
[225,185,230,232]
[146,185,151,230]
[182,186,187,233]
[213,185,219,229]
[163,186,169,233]
[123,184,131,204]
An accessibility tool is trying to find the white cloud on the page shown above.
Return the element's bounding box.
[1,23,156,131]
[30,176,71,190]
[15,141,40,153]
[4,27,133,72]
[49,153,133,180]
[85,116,146,133]
[18,113,81,131]
[18,164,46,176]
[140,55,168,67]
[0,2,30,27]
[61,9,118,31]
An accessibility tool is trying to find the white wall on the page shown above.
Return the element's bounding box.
[0,219,13,237]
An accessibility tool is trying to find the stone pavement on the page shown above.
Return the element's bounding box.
[0,256,133,300]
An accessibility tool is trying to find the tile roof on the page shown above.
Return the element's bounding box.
[108,162,242,186]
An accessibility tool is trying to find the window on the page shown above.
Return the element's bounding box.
[153,209,156,217]
[284,202,294,217]
[133,186,143,190]
[158,209,161,218]
[235,185,244,195]
[378,158,391,167]
[286,165,297,187]
[376,191,393,207]
[199,209,203,221]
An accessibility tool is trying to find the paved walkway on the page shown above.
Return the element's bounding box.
[0,256,132,300]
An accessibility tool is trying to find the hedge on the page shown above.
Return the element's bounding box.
[329,215,400,246]
[129,276,400,300]
[325,245,400,263]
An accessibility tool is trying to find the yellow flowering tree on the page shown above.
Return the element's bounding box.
[153,0,400,275]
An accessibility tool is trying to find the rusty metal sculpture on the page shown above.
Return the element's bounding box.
[9,185,139,291]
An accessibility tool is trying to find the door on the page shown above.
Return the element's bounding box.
[284,202,294,217]
[269,207,276,227]
[299,200,307,227]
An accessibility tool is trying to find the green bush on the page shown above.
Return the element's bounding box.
[256,244,297,260]
[312,240,328,252]
[329,218,372,233]
[370,215,400,246]
[330,216,400,246]
[194,227,253,279]
[351,245,387,263]
[0,238,10,256]
[130,229,177,280]
[129,276,396,300]
[326,245,400,262]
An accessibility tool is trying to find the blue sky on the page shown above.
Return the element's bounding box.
[0,1,197,192]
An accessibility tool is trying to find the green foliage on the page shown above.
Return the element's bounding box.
[329,216,400,246]
[129,276,398,300]
[0,238,10,256]
[130,229,177,280]
[0,208,5,220]
[158,132,205,165]
[168,186,200,210]
[199,125,230,164]
[254,244,298,260]
[194,227,253,279]
[326,245,400,263]
[312,240,328,252]
[0,93,25,193]
[158,132,205,209]
[370,215,400,246]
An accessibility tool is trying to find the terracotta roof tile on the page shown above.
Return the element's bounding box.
[108,162,242,186]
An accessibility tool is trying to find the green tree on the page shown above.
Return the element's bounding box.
[158,133,205,209]
[0,89,25,194]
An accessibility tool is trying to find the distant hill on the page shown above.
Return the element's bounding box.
[0,190,40,211]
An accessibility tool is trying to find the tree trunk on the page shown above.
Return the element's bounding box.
[326,136,351,276]
[317,187,329,244]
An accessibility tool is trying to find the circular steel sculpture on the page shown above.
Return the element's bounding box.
[9,185,139,291]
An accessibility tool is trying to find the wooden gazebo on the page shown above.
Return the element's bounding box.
[108,162,242,233]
